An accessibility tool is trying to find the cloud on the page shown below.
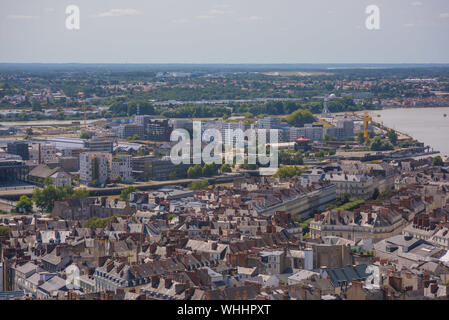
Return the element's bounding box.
[196,15,215,20]
[214,4,230,9]
[44,8,55,13]
[440,13,449,19]
[7,15,39,20]
[403,23,415,28]
[208,9,225,15]
[241,16,263,22]
[410,1,423,7]
[96,9,143,18]
[172,18,190,24]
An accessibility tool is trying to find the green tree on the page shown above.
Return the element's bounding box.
[285,109,315,127]
[32,185,74,212]
[357,132,365,144]
[25,128,33,136]
[43,177,54,186]
[71,188,89,199]
[220,164,232,173]
[72,174,80,185]
[370,137,394,151]
[386,129,398,145]
[127,134,141,141]
[188,180,210,190]
[168,171,177,180]
[84,216,113,229]
[187,164,202,178]
[120,186,137,201]
[15,195,33,214]
[80,132,90,139]
[315,150,326,158]
[0,226,11,237]
[433,156,444,167]
[273,166,305,178]
[202,163,219,177]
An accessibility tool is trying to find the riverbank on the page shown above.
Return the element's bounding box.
[373,107,449,156]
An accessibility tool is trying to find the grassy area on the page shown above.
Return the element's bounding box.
[314,120,333,128]
[335,199,365,211]
[299,218,313,229]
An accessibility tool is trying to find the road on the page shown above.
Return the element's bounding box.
[0,174,242,200]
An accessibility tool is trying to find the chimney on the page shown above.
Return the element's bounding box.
[164,278,173,289]
[151,275,160,288]
[166,244,175,257]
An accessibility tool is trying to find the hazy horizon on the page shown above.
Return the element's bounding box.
[1,0,449,64]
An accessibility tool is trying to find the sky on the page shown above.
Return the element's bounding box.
[1,0,449,64]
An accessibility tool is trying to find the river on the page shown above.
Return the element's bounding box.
[373,107,449,156]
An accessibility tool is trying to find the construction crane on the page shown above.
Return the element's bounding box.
[363,111,372,145]
[363,111,381,145]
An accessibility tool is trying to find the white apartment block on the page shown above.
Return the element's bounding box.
[79,152,110,186]
[110,155,132,183]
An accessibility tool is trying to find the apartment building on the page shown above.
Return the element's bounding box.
[289,124,324,141]
[29,143,57,164]
[79,152,111,186]
[111,154,132,183]
[117,124,145,140]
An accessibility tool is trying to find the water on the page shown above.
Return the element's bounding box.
[373,107,449,156]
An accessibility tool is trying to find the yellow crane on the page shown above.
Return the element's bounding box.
[363,111,372,145]
[363,111,381,144]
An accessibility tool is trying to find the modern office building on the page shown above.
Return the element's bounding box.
[7,141,29,160]
[79,152,111,186]
[257,117,281,129]
[146,119,173,141]
[324,119,354,140]
[0,154,29,185]
[84,138,114,153]
[117,124,145,140]
[289,124,324,141]
[222,121,253,147]
[131,156,188,181]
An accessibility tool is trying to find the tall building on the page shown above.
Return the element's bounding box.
[257,117,281,129]
[111,155,132,183]
[131,156,188,181]
[323,119,354,140]
[337,119,354,138]
[289,124,324,141]
[29,143,57,164]
[117,124,145,140]
[0,153,29,184]
[222,122,253,147]
[84,138,114,153]
[146,119,173,141]
[79,152,111,186]
[7,141,29,160]
[134,115,153,127]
